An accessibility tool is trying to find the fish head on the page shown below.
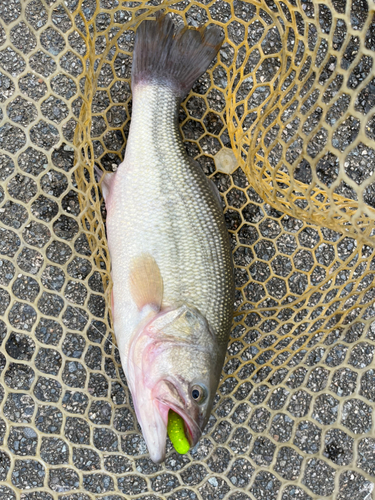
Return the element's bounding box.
[126,304,223,463]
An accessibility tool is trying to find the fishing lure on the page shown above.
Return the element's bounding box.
[167,410,190,454]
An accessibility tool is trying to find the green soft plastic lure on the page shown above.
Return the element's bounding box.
[167,410,190,454]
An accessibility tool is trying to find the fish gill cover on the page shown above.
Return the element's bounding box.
[0,0,374,498]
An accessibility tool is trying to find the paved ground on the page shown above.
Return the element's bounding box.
[0,0,374,499]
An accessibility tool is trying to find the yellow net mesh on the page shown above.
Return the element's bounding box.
[0,0,375,498]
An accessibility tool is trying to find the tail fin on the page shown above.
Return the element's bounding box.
[132,14,224,97]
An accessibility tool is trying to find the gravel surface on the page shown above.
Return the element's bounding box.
[0,0,374,499]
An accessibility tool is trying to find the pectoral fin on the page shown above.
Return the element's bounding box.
[94,165,116,202]
[129,253,163,311]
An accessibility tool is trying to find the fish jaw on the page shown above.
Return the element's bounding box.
[129,379,201,463]
[154,380,203,447]
[124,311,168,463]
[153,378,202,447]
[132,383,168,463]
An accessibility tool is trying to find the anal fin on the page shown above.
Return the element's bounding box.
[129,253,163,312]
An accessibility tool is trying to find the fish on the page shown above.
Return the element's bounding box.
[100,14,234,463]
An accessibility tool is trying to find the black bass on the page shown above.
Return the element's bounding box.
[100,14,234,463]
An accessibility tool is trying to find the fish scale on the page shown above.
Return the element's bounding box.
[106,84,234,349]
[102,16,234,462]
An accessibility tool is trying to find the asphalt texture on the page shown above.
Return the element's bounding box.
[0,0,375,499]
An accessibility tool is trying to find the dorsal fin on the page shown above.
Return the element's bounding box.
[129,253,163,311]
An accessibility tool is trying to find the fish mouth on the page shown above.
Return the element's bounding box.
[129,378,202,463]
[156,397,202,448]
[154,378,203,448]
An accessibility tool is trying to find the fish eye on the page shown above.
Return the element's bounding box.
[191,385,206,403]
